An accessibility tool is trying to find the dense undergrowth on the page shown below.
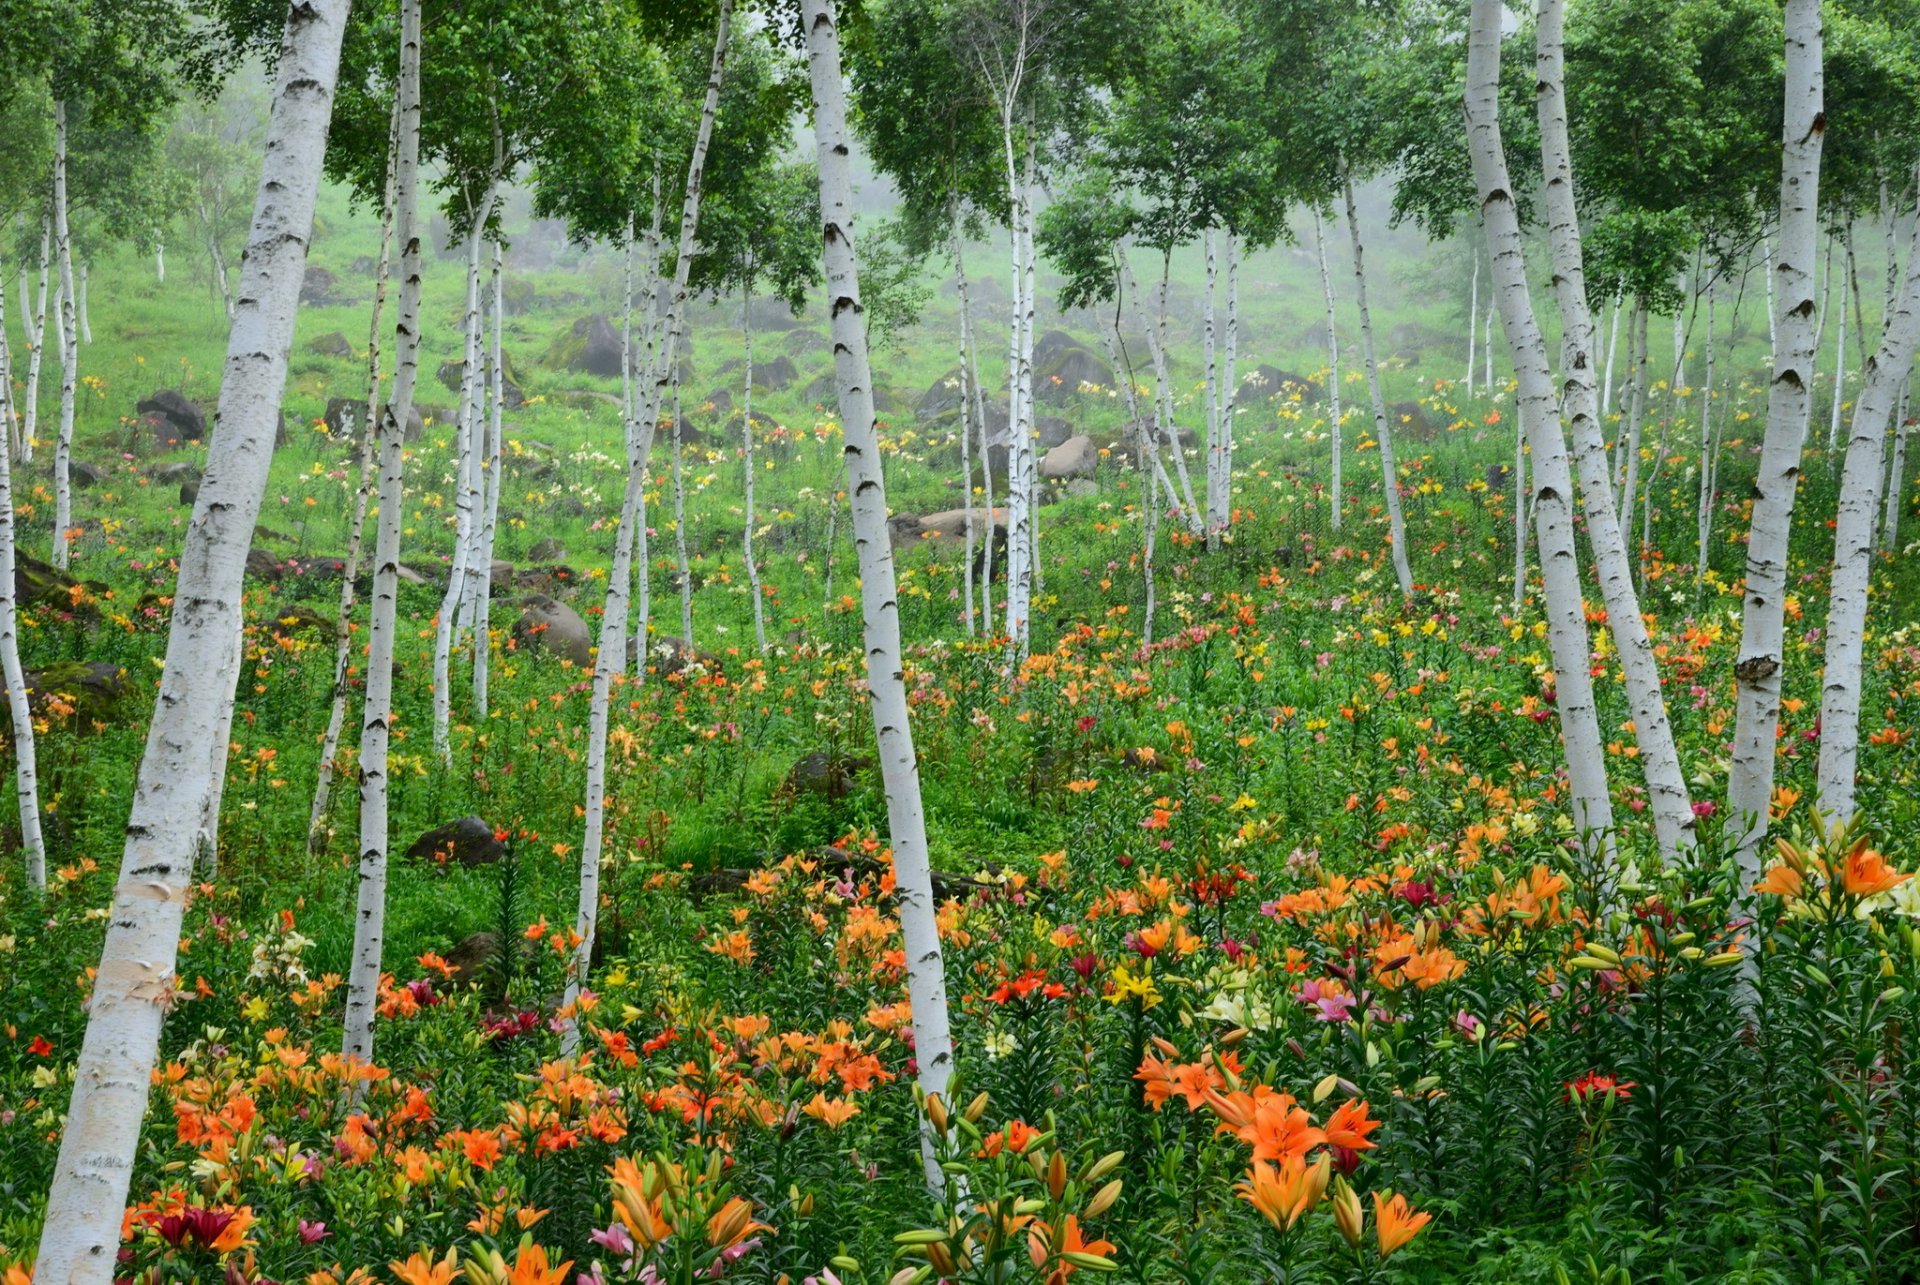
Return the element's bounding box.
[2,196,1919,1282]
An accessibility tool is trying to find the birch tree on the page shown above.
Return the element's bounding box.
[1465,0,1617,861]
[801,0,957,1188]
[1728,0,1823,884]
[0,248,45,894]
[558,0,734,1050]
[343,0,423,1068]
[36,0,350,1272]
[1817,210,1920,823]
[1536,0,1698,859]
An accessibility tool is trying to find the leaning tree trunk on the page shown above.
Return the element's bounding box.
[36,2,350,1274]
[1313,210,1345,532]
[561,0,733,1054]
[1097,285,1158,647]
[20,217,49,466]
[1537,0,1697,860]
[0,251,46,893]
[1729,0,1823,887]
[801,0,957,1192]
[1465,0,1616,863]
[310,96,401,850]
[52,103,79,570]
[1511,407,1527,611]
[1344,174,1414,597]
[1818,217,1920,823]
[343,0,422,1070]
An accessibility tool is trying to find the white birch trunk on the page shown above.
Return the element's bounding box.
[20,218,49,466]
[433,191,497,765]
[1833,230,1854,447]
[474,239,505,714]
[802,0,957,1190]
[672,372,692,643]
[0,251,45,893]
[1512,409,1527,610]
[1694,295,1718,587]
[1203,227,1223,549]
[1601,293,1620,418]
[1886,397,1911,549]
[1465,250,1479,398]
[1344,176,1414,597]
[37,2,350,1272]
[562,0,732,1053]
[1483,297,1495,390]
[311,98,401,850]
[1097,308,1157,644]
[1466,0,1617,861]
[77,262,90,345]
[742,282,767,653]
[1621,302,1648,560]
[952,217,978,637]
[963,249,996,634]
[1537,0,1697,858]
[1817,216,1920,823]
[1314,211,1345,532]
[344,0,422,1069]
[1729,0,1823,885]
[1219,231,1239,541]
[52,109,78,570]
[1810,232,1831,444]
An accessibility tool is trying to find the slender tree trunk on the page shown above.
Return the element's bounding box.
[77,261,90,345]
[20,217,49,466]
[1218,231,1239,542]
[474,239,505,714]
[1097,302,1156,644]
[52,105,79,570]
[1204,227,1223,549]
[562,0,733,1053]
[1483,296,1495,390]
[742,277,767,653]
[1694,294,1719,588]
[0,251,45,893]
[1817,216,1920,823]
[344,0,421,1071]
[963,251,997,634]
[1621,301,1648,559]
[1465,250,1479,399]
[311,97,401,851]
[1601,293,1620,417]
[1537,0,1697,858]
[801,0,956,1191]
[1834,226,1857,447]
[1314,210,1345,532]
[1344,175,1414,597]
[1886,395,1911,549]
[672,373,692,643]
[37,2,350,1272]
[952,212,978,637]
[1811,231,1832,445]
[154,243,164,284]
[1729,0,1823,886]
[1002,131,1039,655]
[1466,0,1616,862]
[1512,409,1527,610]
[433,186,498,765]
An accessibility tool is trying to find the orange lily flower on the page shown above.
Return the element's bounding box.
[1236,1154,1330,1230]
[1842,844,1909,897]
[1372,1190,1432,1259]
[389,1251,457,1285]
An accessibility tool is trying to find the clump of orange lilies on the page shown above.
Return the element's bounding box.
[1137,1037,1431,1264]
